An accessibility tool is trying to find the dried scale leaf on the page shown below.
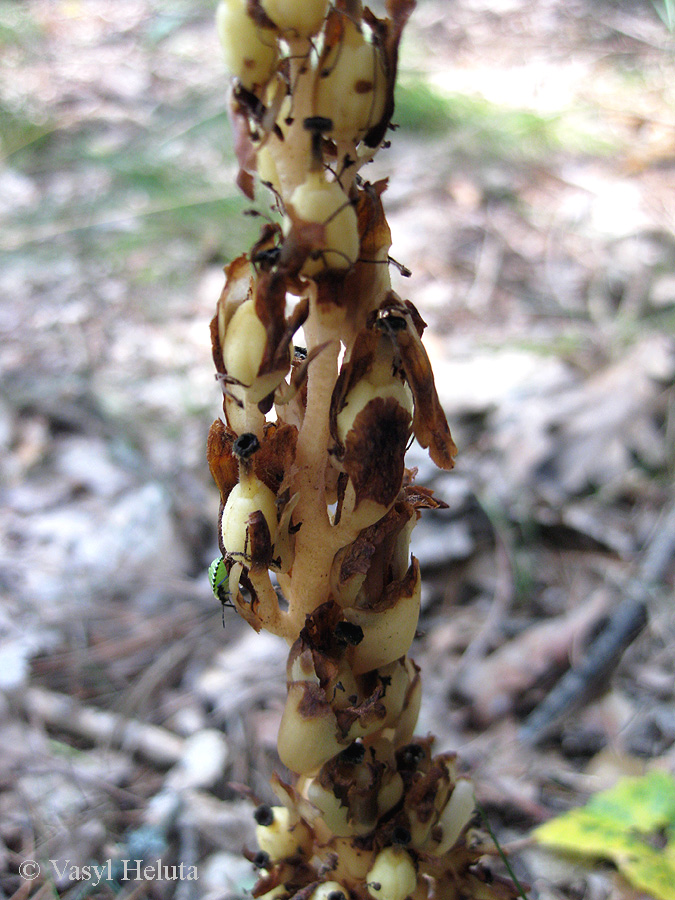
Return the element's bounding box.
[362,0,417,148]
[207,417,239,502]
[254,421,299,494]
[343,395,411,508]
[333,495,417,586]
[373,293,458,470]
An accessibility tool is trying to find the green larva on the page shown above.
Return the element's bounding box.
[209,556,233,624]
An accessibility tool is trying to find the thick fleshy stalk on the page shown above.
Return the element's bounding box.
[206,3,518,899]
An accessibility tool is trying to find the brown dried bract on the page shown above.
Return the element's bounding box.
[254,269,291,372]
[206,418,239,502]
[298,600,345,658]
[279,207,331,276]
[335,497,415,583]
[229,85,267,201]
[334,681,388,737]
[253,421,298,494]
[361,555,419,614]
[362,0,417,147]
[317,750,385,827]
[404,755,454,826]
[344,395,411,508]
[334,492,415,584]
[403,483,449,511]
[245,0,277,30]
[246,509,276,570]
[374,293,457,470]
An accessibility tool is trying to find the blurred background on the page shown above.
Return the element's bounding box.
[1,1,674,897]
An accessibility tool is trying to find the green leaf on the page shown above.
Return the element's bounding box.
[534,771,675,900]
[623,849,675,900]
[585,770,675,832]
[534,810,643,859]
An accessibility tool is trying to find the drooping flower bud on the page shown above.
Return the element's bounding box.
[367,846,417,900]
[310,883,349,900]
[314,19,387,143]
[261,0,329,39]
[216,0,278,91]
[277,680,345,774]
[343,563,421,675]
[255,805,312,862]
[423,779,475,856]
[222,298,267,388]
[336,377,413,448]
[286,173,359,275]
[331,838,373,883]
[221,472,278,562]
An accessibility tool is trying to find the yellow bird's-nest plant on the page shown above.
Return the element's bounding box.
[207,2,519,898]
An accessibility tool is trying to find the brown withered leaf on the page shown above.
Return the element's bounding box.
[297,679,335,722]
[252,421,298,495]
[279,207,330,275]
[317,750,384,827]
[362,0,417,147]
[374,292,457,470]
[249,222,282,268]
[336,497,415,582]
[228,87,261,201]
[237,168,255,200]
[344,394,411,508]
[230,566,265,632]
[299,600,344,656]
[402,296,427,336]
[403,483,449,511]
[404,754,454,828]
[245,509,276,571]
[254,269,289,373]
[206,418,238,502]
[363,555,419,613]
[334,679,388,738]
[286,634,342,697]
[355,179,390,262]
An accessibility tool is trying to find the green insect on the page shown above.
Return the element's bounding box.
[209,556,234,625]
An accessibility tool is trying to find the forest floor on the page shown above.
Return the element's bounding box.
[1,1,674,898]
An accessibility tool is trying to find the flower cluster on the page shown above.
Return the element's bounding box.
[206,2,518,898]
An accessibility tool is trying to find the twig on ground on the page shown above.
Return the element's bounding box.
[23,686,185,766]
[519,500,675,746]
